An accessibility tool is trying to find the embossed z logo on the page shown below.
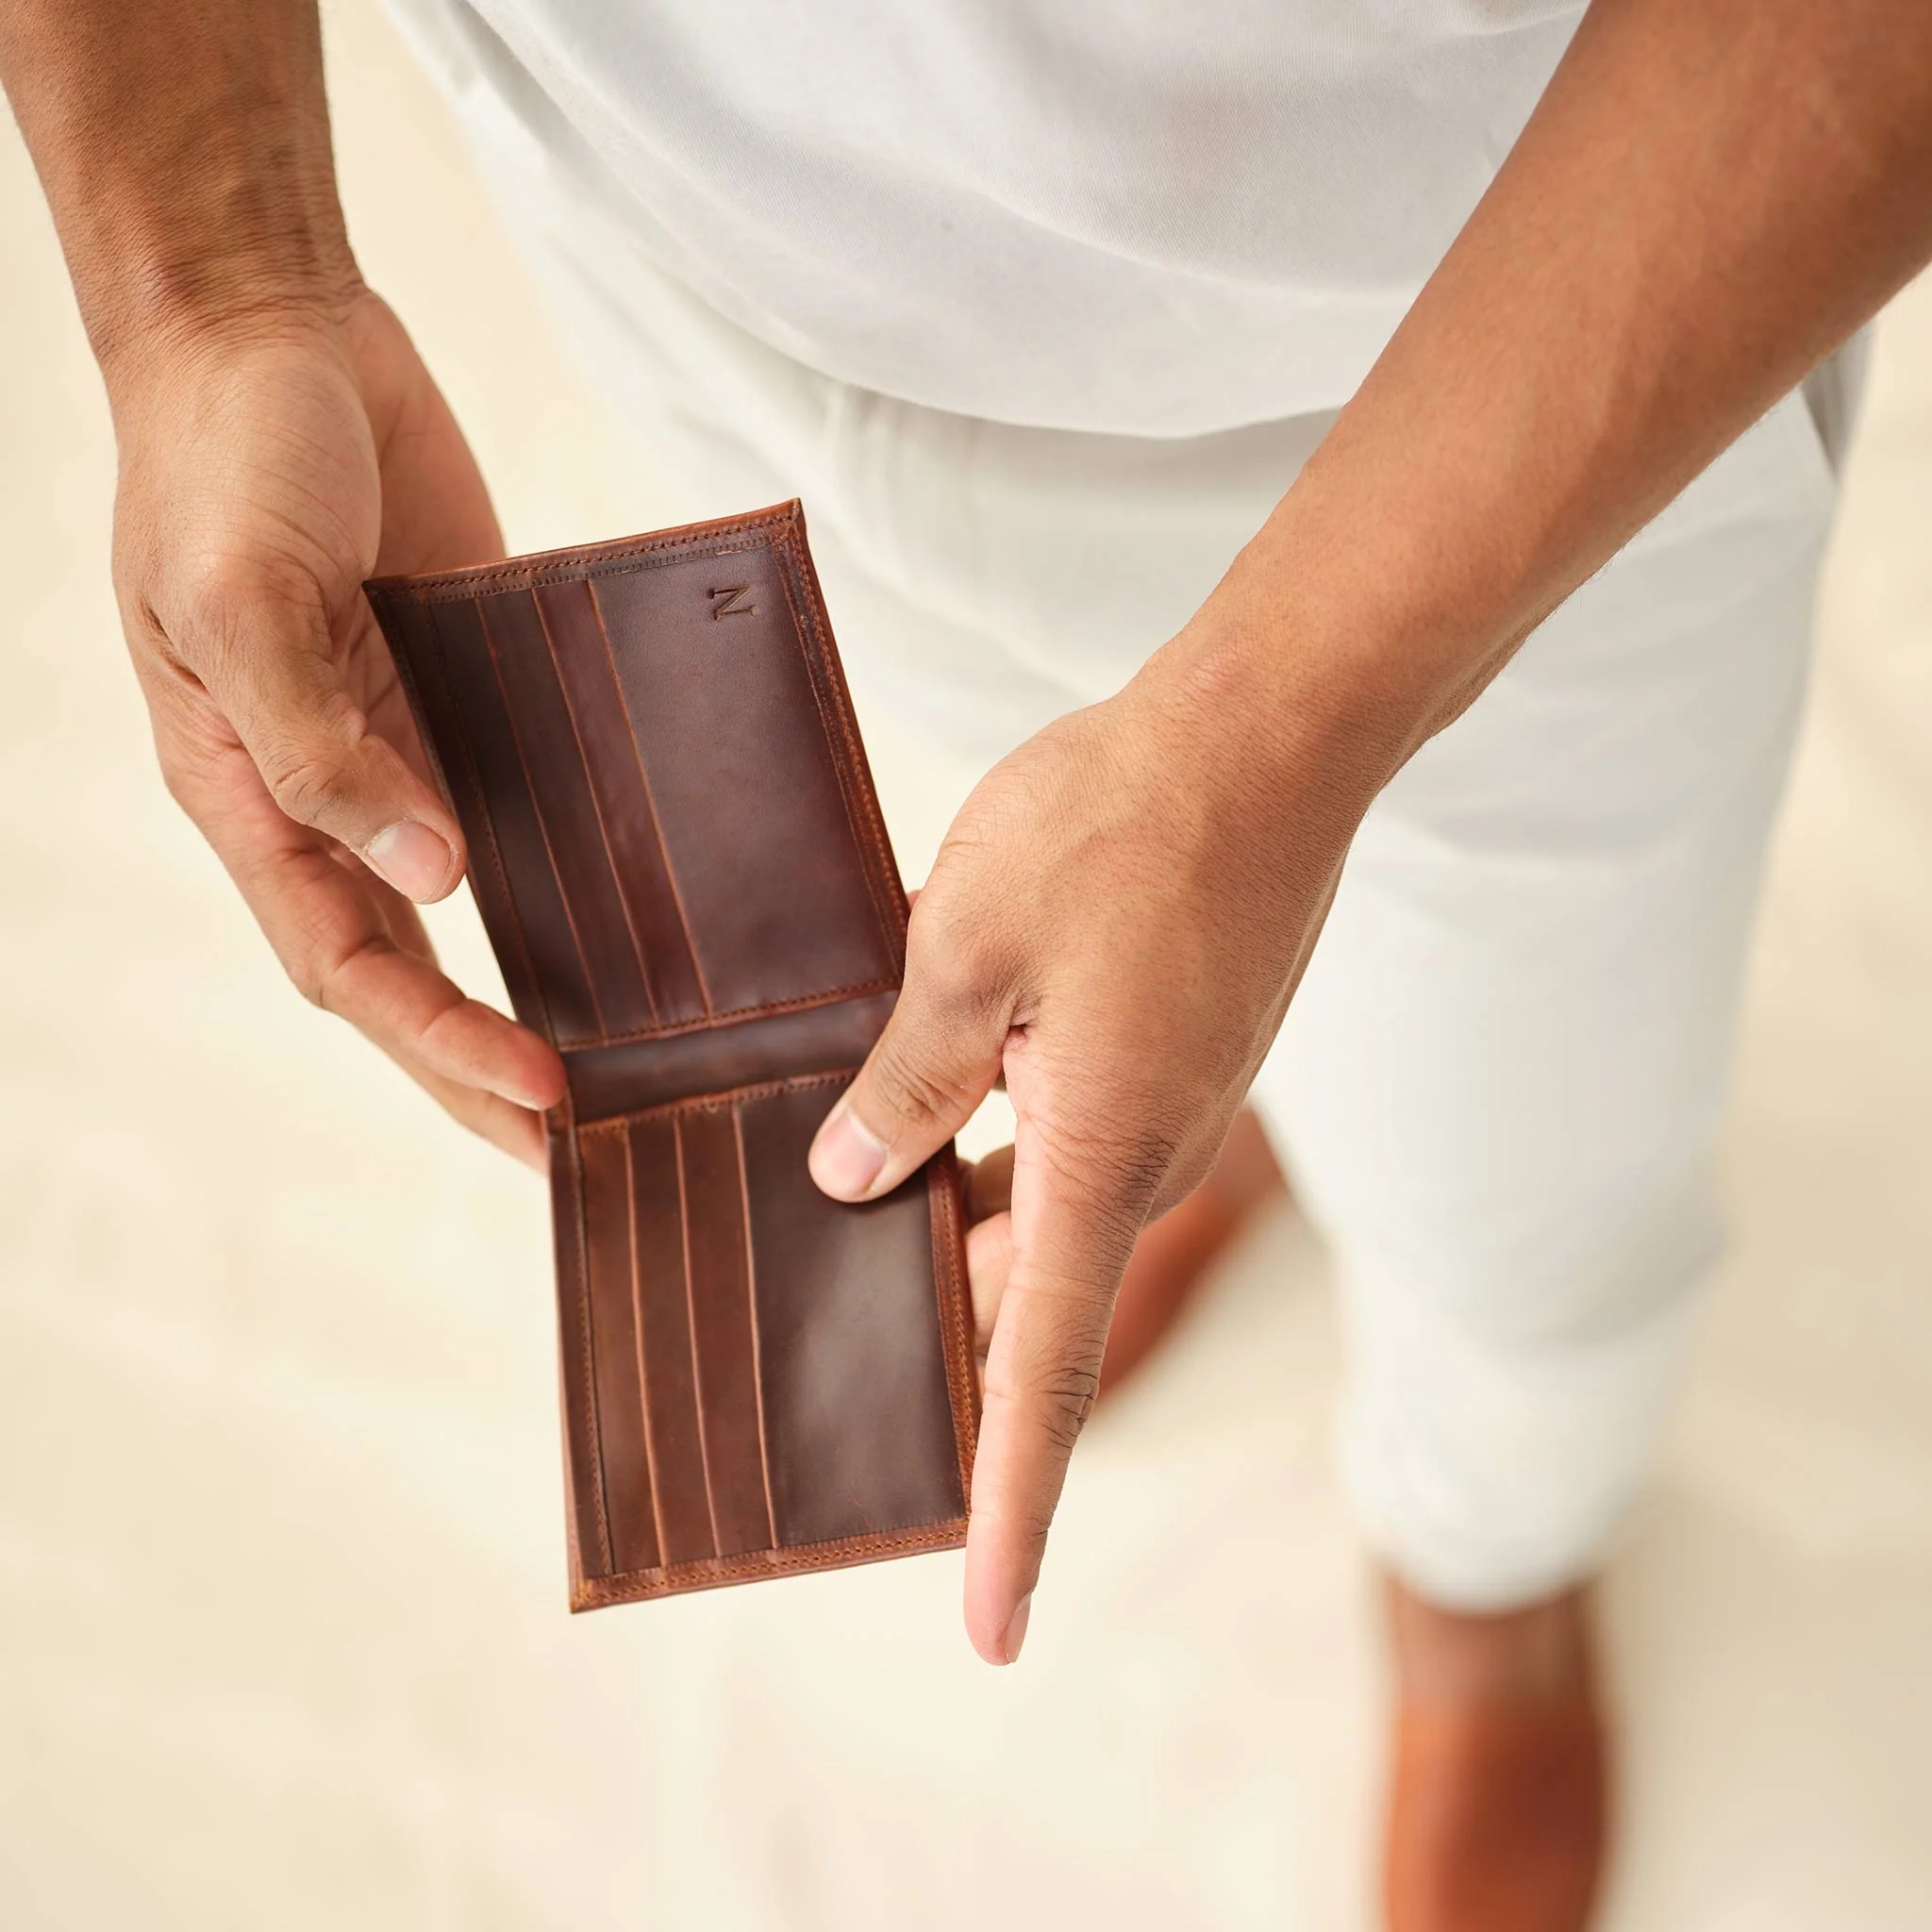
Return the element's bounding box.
[708,584,757,620]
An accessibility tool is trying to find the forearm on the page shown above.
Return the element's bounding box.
[1210,0,1932,770]
[0,0,359,380]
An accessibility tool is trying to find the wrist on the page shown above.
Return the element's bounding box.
[1157,451,1540,799]
[84,180,364,397]
[1146,582,1438,824]
[4,0,361,388]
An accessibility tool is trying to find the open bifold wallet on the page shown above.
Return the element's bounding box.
[366,502,977,1610]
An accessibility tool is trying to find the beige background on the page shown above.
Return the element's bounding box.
[5,4,1932,1926]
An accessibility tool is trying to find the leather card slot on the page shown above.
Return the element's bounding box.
[676,1106,777,1557]
[475,591,660,1037]
[377,594,553,1036]
[626,1114,716,1566]
[563,989,898,1122]
[550,1128,615,1577]
[531,577,711,1027]
[426,597,603,1041]
[577,1129,660,1576]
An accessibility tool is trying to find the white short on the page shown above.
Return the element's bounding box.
[473,147,1857,1608]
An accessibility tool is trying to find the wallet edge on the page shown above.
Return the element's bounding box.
[568,1513,969,1612]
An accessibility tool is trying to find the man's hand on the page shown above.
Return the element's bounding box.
[109,296,565,1164]
[809,631,1390,1662]
[2,0,565,1165]
[814,0,1932,1665]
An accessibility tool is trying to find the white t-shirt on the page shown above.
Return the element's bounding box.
[390,0,1585,437]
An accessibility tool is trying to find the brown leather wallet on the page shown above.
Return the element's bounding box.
[366,502,977,1610]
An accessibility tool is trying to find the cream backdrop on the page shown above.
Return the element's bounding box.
[4,4,1932,1927]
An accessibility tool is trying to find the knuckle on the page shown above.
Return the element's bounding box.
[289,929,383,1014]
[1104,1124,1185,1212]
[259,740,353,827]
[1031,1363,1100,1457]
[988,1286,1110,1456]
[182,547,321,623]
[1033,1111,1183,1237]
[868,1040,977,1133]
[285,939,333,1010]
[287,950,329,1010]
[908,891,1009,1011]
[175,551,344,699]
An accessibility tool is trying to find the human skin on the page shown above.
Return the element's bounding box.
[5,0,1931,1667]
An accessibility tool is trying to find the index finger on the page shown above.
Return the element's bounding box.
[962,1113,1144,1664]
[180,735,565,1113]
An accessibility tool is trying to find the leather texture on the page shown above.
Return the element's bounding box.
[366,502,977,1609]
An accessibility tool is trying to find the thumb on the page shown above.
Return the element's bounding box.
[808,923,1009,1201]
[179,580,464,904]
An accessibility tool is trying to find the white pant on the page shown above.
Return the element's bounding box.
[469,144,1854,1608]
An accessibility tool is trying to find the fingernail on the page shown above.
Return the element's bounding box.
[500,1078,558,1113]
[365,822,454,901]
[1001,1593,1033,1665]
[808,1101,888,1199]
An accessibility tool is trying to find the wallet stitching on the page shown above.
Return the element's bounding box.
[572,1517,969,1606]
[771,537,905,971]
[926,1156,982,1496]
[372,591,460,844]
[932,1158,981,1489]
[566,978,898,1051]
[780,525,908,966]
[373,506,798,602]
[574,1066,856,1136]
[672,1114,726,1557]
[558,1124,616,1574]
[732,1104,782,1553]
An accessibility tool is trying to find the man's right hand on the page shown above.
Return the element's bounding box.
[108,293,565,1165]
